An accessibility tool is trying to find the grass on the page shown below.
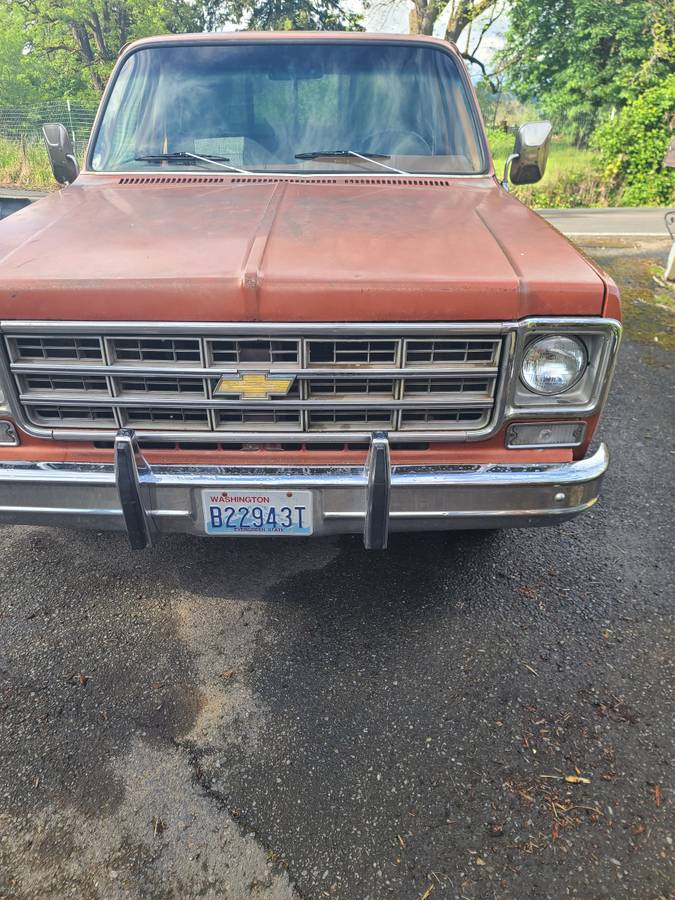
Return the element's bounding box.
[0,137,55,190]
[0,132,613,209]
[487,129,605,208]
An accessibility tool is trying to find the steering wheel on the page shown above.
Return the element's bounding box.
[361,129,432,155]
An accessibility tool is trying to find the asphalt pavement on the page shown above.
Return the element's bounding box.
[0,243,673,899]
[539,207,670,238]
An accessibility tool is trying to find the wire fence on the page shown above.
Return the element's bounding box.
[476,89,602,147]
[0,102,97,157]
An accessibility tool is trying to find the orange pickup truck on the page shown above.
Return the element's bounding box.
[0,32,621,549]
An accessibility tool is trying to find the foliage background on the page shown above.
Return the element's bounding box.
[0,0,673,205]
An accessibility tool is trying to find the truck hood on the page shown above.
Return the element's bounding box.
[0,175,605,321]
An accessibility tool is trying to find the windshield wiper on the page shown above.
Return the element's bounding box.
[134,151,253,175]
[294,149,409,175]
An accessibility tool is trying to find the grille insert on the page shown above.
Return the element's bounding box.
[308,409,395,431]
[116,376,205,396]
[5,327,505,437]
[30,405,117,426]
[405,339,500,366]
[22,374,108,394]
[307,340,398,367]
[307,378,396,399]
[109,337,201,365]
[403,376,494,398]
[12,336,102,363]
[124,407,209,429]
[208,338,299,366]
[216,409,302,431]
[400,408,488,430]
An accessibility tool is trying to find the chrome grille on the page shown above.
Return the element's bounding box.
[3,326,506,440]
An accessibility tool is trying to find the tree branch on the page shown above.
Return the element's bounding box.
[461,52,501,92]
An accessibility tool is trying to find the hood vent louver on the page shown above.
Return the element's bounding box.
[117,174,455,188]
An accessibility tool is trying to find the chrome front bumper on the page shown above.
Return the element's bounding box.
[0,431,609,549]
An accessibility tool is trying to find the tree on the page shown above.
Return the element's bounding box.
[221,0,362,31]
[4,0,222,98]
[363,0,505,86]
[592,73,675,206]
[499,0,674,143]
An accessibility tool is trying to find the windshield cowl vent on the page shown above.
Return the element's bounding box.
[116,175,457,188]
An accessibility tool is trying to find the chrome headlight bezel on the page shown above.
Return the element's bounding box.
[507,319,621,417]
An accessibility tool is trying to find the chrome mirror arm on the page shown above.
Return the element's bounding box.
[501,153,519,191]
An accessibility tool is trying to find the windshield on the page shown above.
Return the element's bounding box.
[90,41,486,175]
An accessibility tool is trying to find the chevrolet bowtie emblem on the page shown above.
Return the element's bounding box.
[213,372,295,400]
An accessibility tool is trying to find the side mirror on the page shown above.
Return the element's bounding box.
[503,121,552,187]
[664,137,675,169]
[42,123,79,185]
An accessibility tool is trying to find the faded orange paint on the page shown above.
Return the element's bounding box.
[0,175,607,322]
[0,32,618,469]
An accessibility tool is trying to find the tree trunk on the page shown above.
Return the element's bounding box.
[445,0,471,43]
[69,23,106,93]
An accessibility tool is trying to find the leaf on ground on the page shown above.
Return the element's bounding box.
[564,775,591,784]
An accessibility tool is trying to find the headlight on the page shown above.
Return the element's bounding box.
[521,335,587,395]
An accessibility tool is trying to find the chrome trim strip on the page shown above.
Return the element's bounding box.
[326,500,598,520]
[0,505,122,516]
[9,363,501,378]
[0,505,189,517]
[18,393,495,410]
[1,320,515,335]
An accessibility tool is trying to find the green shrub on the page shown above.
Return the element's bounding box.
[592,75,675,206]
[485,126,515,162]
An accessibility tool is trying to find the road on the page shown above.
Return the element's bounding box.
[0,189,47,220]
[0,243,673,899]
[539,207,670,238]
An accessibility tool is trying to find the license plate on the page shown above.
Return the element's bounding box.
[202,489,313,536]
